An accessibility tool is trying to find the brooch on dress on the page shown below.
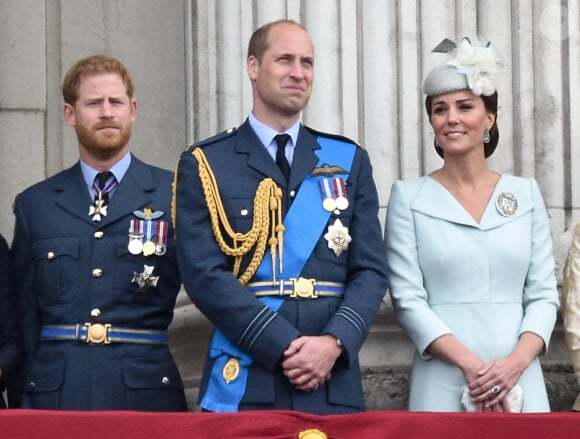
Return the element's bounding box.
[495,192,518,217]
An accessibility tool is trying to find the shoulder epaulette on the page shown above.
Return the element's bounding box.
[183,126,238,153]
[303,125,362,148]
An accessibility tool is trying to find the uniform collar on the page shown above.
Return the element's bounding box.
[248,113,300,149]
[80,152,132,198]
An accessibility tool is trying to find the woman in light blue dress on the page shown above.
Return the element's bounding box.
[385,37,559,412]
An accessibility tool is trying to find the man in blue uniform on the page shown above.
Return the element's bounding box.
[174,19,388,414]
[11,55,186,411]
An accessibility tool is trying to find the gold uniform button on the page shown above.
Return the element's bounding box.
[92,268,103,278]
[90,308,101,318]
[162,377,170,385]
[47,251,55,260]
[94,230,104,239]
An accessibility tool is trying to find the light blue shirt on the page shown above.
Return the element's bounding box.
[80,151,132,200]
[248,113,300,165]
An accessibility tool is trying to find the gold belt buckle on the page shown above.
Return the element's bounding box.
[84,323,111,344]
[290,277,317,299]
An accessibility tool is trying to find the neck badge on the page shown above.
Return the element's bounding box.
[89,199,108,222]
[89,174,118,221]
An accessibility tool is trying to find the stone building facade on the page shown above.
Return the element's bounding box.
[1,0,578,410]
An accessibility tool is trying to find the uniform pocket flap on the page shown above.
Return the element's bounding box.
[25,355,65,392]
[33,237,80,260]
[122,356,183,390]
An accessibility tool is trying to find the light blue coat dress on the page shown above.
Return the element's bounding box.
[385,174,559,412]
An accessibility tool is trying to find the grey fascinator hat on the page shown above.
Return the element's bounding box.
[423,36,505,97]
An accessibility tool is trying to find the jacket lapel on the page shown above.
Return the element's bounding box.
[235,120,320,190]
[412,177,478,227]
[288,126,320,190]
[235,120,287,186]
[99,155,154,227]
[55,163,98,226]
[478,176,532,230]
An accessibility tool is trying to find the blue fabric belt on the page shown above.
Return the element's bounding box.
[40,324,168,345]
[246,279,345,299]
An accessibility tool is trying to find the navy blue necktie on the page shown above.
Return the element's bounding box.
[94,171,114,205]
[275,134,291,181]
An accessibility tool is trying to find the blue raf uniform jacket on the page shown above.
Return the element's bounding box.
[174,120,388,414]
[11,155,186,411]
[0,234,22,408]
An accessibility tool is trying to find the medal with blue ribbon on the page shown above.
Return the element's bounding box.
[142,219,157,256]
[319,178,336,212]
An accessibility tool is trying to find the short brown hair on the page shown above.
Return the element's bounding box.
[247,19,307,63]
[62,54,134,104]
[425,91,499,158]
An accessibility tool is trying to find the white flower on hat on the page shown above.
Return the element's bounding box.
[447,37,505,96]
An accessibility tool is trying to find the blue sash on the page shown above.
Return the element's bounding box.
[201,136,356,412]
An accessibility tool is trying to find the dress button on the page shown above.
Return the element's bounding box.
[47,251,55,260]
[29,381,36,389]
[94,230,104,239]
[290,190,296,198]
[162,376,170,386]
[90,308,101,318]
[92,268,103,278]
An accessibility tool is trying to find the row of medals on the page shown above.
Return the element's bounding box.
[320,177,349,214]
[128,220,167,256]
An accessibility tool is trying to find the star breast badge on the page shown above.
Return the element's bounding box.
[324,218,352,257]
[131,265,159,291]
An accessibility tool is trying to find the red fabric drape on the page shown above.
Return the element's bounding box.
[1,409,578,439]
